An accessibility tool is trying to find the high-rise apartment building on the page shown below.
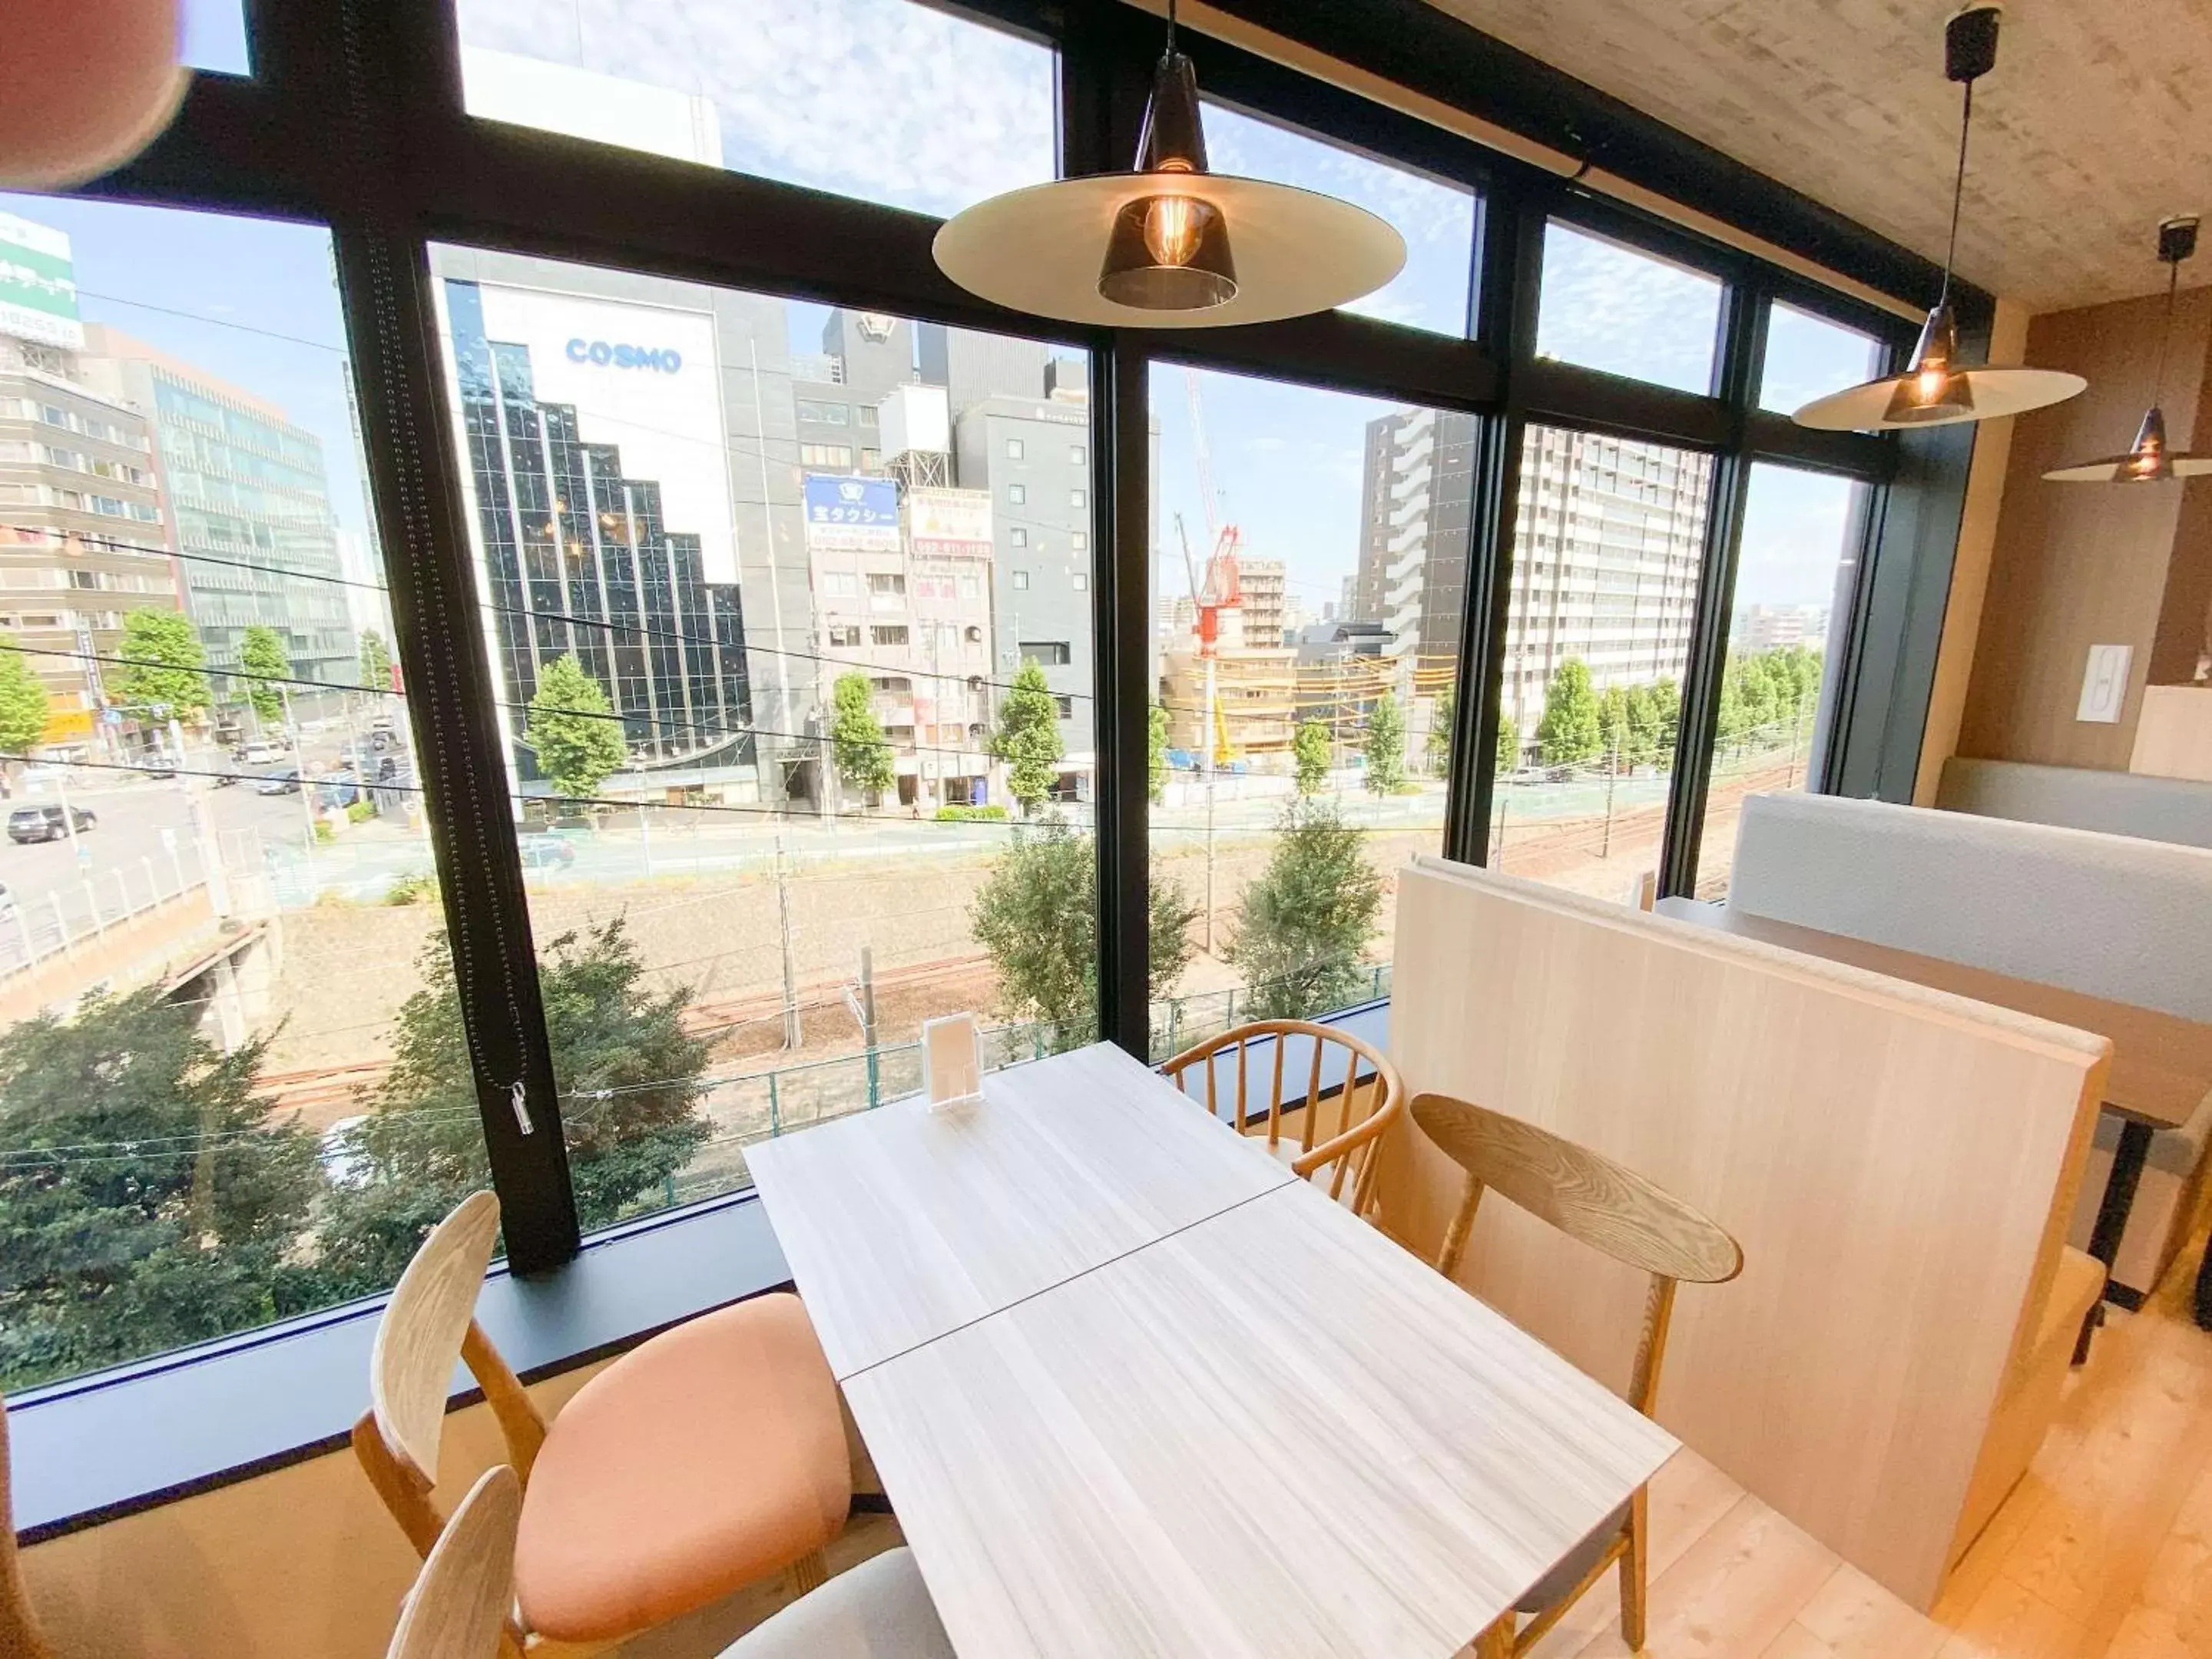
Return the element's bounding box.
[77,323,356,690]
[1737,602,1830,654]
[1237,557,1289,648]
[1352,407,1476,657]
[1501,427,1710,734]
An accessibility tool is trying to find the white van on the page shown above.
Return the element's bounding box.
[242,740,288,765]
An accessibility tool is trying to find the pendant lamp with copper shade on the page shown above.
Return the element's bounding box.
[932,0,1404,329]
[1793,5,2085,432]
[2045,217,2212,483]
[0,0,187,189]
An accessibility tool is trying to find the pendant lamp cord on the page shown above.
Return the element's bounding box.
[2152,257,2178,404]
[1938,77,1972,310]
[1164,0,1177,56]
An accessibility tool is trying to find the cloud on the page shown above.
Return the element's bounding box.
[456,0,1057,218]
[1534,224,1721,393]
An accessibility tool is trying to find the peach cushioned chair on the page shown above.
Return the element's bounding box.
[353,1191,852,1654]
[386,1462,952,1659]
[1161,1018,1404,1215]
[1412,1094,1743,1659]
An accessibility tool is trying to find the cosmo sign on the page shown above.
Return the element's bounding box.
[803,473,900,552]
[475,283,735,582]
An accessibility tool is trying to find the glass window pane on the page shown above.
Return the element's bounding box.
[183,0,252,75]
[1758,301,1886,416]
[430,247,1097,1224]
[1536,222,1724,395]
[1492,426,1714,898]
[1201,102,1476,339]
[453,0,1056,217]
[0,196,461,1389]
[1149,366,1472,1056]
[1692,464,1868,899]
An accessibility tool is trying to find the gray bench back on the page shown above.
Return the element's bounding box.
[1937,757,2212,852]
[1729,792,2212,1022]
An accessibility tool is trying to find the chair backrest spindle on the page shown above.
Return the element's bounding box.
[1161,1021,1405,1216]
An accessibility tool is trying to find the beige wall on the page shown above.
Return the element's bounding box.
[1954,283,2212,770]
[1915,298,2032,803]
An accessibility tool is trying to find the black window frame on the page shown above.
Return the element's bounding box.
[14,0,1980,1366]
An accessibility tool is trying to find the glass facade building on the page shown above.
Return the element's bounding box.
[444,278,756,784]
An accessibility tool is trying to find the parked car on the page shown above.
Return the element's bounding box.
[0,882,15,925]
[255,770,302,796]
[241,740,288,766]
[8,804,95,843]
[517,833,576,872]
[141,753,178,780]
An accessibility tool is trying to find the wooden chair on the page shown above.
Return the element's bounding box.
[386,1466,522,1659]
[1409,1094,1743,1657]
[353,1191,853,1655]
[1161,1019,1404,1214]
[2,1397,55,1659]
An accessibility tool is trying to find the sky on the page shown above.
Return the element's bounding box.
[4,0,1885,628]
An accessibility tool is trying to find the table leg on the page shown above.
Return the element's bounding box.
[2076,1117,2154,1365]
[2195,1233,2212,1332]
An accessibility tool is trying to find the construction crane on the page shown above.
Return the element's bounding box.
[1174,512,1238,768]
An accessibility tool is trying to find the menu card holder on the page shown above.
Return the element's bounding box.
[921,1012,985,1110]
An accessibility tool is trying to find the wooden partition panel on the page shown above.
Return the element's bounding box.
[1376,857,2106,1611]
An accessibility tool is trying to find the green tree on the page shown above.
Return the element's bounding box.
[237,624,290,724]
[1426,687,1455,777]
[1226,798,1386,1021]
[1497,712,1521,777]
[0,634,51,758]
[830,671,896,801]
[109,607,211,725]
[1535,657,1602,767]
[971,815,1196,1051]
[0,988,322,1389]
[1293,718,1331,796]
[1645,677,1681,770]
[992,660,1065,815]
[1147,700,1171,806]
[358,628,395,693]
[314,919,710,1296]
[1362,690,1406,795]
[525,653,627,800]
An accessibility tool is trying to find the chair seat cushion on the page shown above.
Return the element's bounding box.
[515,1293,853,1642]
[719,1546,956,1658]
[1515,1499,1631,1613]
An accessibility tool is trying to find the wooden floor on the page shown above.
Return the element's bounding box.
[1525,1230,2212,1659]
[621,1231,2212,1658]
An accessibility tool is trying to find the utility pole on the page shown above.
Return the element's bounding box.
[859,944,879,1108]
[1602,731,1619,860]
[775,835,801,1049]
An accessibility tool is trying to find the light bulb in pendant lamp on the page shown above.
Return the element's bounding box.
[0,0,187,189]
[1793,5,2086,432]
[931,0,1400,329]
[2045,216,2212,485]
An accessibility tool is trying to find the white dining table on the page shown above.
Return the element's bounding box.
[748,1040,1677,1659]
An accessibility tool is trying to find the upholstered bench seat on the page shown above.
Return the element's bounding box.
[2068,1091,2212,1298]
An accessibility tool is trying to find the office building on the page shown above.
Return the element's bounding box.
[1237,557,1289,648]
[954,364,1097,774]
[436,267,764,792]
[916,322,1048,419]
[73,323,356,694]
[0,325,175,752]
[1737,602,1830,653]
